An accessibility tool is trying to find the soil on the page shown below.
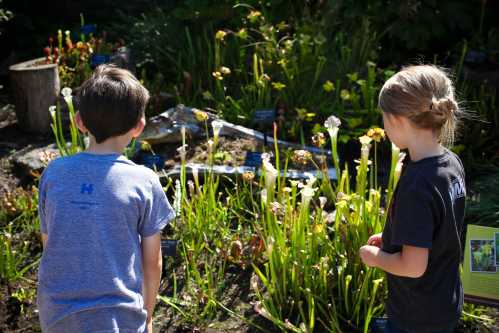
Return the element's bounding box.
[0,272,41,333]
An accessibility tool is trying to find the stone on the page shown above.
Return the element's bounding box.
[141,104,331,157]
[140,104,217,144]
[11,144,59,177]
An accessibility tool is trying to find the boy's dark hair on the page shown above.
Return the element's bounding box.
[77,65,150,143]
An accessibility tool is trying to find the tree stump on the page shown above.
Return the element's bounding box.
[9,58,60,134]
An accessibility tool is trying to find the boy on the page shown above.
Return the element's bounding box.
[37,65,175,333]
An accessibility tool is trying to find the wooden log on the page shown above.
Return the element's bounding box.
[9,57,60,134]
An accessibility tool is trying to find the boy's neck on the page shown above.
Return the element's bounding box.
[86,135,129,155]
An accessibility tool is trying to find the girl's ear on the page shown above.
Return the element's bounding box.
[131,117,145,138]
[74,112,88,134]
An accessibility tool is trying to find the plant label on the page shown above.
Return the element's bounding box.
[161,239,178,257]
[253,109,276,125]
[244,151,263,167]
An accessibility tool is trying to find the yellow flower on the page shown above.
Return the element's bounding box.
[312,132,326,148]
[277,58,288,68]
[220,66,231,75]
[340,89,351,101]
[295,108,315,121]
[313,223,324,234]
[141,140,152,152]
[215,30,227,41]
[237,28,248,39]
[323,80,335,92]
[242,171,255,182]
[367,127,385,142]
[212,71,223,81]
[193,109,209,122]
[247,10,262,23]
[271,82,286,91]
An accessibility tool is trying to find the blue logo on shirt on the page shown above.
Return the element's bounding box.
[80,183,94,195]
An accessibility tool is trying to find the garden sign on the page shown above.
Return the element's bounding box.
[463,224,499,307]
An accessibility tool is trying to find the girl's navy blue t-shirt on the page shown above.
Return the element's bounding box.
[382,148,466,332]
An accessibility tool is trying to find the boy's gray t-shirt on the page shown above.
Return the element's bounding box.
[37,152,175,331]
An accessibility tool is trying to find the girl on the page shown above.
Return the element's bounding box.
[360,65,466,333]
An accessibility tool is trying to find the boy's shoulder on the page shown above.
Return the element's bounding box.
[42,153,158,183]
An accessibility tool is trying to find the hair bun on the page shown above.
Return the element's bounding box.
[431,97,457,119]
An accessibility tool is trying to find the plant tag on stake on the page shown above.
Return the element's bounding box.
[253,108,276,146]
[253,109,276,125]
[91,54,111,67]
[161,240,178,257]
[80,24,97,35]
[140,154,165,170]
[244,151,263,167]
[370,318,388,333]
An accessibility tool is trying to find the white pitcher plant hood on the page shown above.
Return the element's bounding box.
[211,120,223,139]
[359,135,372,161]
[301,174,317,206]
[177,144,188,161]
[61,87,73,106]
[49,105,56,119]
[324,115,341,138]
[262,158,278,192]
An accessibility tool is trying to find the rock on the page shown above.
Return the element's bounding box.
[140,104,217,144]
[12,144,59,177]
[218,120,331,156]
[140,104,330,157]
[0,104,15,125]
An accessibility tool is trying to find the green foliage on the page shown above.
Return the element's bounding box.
[0,187,41,284]
[466,165,499,228]
[160,122,397,331]
[0,0,12,38]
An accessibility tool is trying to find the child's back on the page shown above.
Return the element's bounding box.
[382,148,465,331]
[37,65,174,333]
[38,152,173,331]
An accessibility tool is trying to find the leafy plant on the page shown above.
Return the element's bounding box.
[0,187,41,284]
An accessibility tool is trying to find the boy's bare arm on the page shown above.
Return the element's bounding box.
[141,233,162,328]
[360,244,429,278]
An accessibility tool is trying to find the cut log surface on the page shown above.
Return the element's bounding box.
[9,57,60,134]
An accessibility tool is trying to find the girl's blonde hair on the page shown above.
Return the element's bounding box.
[378,65,462,147]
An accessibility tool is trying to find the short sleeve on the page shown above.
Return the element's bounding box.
[391,187,436,249]
[139,175,175,237]
[38,170,48,234]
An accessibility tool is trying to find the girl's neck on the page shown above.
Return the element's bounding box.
[406,131,443,162]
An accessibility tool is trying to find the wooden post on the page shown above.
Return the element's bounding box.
[9,57,60,134]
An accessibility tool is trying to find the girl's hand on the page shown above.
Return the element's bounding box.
[146,320,153,333]
[359,245,380,267]
[367,233,383,248]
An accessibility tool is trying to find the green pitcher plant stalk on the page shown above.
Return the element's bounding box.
[49,87,86,156]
